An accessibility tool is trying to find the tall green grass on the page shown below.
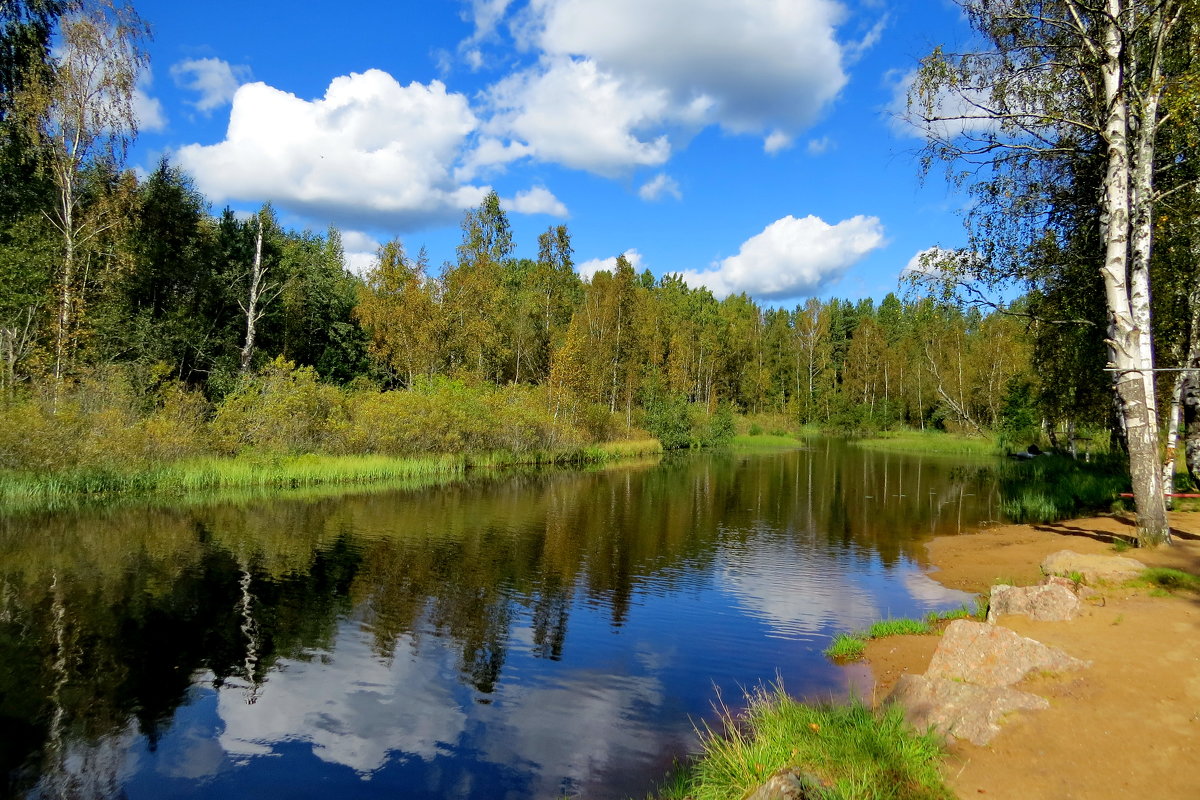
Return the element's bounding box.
[0,439,665,513]
[850,430,999,456]
[655,687,951,800]
[997,454,1127,523]
[729,433,805,450]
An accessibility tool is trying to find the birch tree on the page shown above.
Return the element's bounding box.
[14,0,149,387]
[908,0,1191,545]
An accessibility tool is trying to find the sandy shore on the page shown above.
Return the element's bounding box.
[862,513,1200,800]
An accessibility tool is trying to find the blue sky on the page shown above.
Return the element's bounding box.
[128,0,973,305]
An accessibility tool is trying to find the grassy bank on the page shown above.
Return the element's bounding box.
[850,430,1000,456]
[0,439,663,513]
[654,687,951,800]
[729,433,807,450]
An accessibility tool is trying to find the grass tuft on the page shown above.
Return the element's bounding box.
[823,633,868,661]
[654,686,952,800]
[924,602,985,624]
[1135,567,1200,593]
[865,618,931,638]
[824,614,948,662]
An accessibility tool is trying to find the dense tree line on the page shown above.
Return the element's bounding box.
[0,0,1041,469]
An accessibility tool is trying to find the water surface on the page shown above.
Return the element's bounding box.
[0,441,997,798]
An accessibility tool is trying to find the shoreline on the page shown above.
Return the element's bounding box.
[859,513,1200,799]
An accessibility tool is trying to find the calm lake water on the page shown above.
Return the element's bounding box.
[0,441,999,799]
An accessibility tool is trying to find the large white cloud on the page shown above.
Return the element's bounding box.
[175,70,489,230]
[483,57,672,176]
[528,0,848,133]
[677,214,885,300]
[468,0,852,174]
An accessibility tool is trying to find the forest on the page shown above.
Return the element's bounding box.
[0,1,1051,479]
[2,0,1197,533]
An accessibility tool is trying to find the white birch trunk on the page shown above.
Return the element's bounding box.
[239,217,266,375]
[1098,1,1169,546]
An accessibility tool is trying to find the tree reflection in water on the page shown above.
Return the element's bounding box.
[0,443,993,798]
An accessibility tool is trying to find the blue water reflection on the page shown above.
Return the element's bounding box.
[5,443,989,799]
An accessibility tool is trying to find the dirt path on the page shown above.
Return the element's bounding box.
[862,513,1200,800]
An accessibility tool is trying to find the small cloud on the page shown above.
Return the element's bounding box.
[339,231,384,276]
[134,88,166,132]
[577,248,643,281]
[764,130,792,155]
[806,135,833,155]
[456,136,534,180]
[886,68,999,141]
[676,215,886,301]
[505,185,568,216]
[638,173,681,202]
[845,14,889,63]
[903,246,980,282]
[171,57,252,113]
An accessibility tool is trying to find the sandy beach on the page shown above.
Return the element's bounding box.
[862,513,1200,800]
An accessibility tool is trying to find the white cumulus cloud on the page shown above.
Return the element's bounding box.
[471,0,849,174]
[677,214,885,300]
[483,57,671,176]
[764,130,793,155]
[170,57,251,112]
[577,248,643,281]
[341,230,382,276]
[132,68,166,132]
[175,70,489,231]
[638,173,681,202]
[505,185,568,216]
[527,0,847,133]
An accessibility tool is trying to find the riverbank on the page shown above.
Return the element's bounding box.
[0,439,664,513]
[861,513,1200,799]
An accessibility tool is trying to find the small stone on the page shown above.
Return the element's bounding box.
[743,767,826,800]
[1040,550,1145,584]
[987,582,1081,623]
[887,674,1049,746]
[926,620,1090,687]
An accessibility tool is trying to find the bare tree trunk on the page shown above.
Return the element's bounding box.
[240,217,267,375]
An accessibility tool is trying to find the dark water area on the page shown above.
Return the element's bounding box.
[0,441,999,799]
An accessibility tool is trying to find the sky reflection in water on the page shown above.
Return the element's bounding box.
[3,443,990,799]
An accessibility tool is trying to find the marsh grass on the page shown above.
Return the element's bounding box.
[729,434,804,450]
[997,454,1127,523]
[0,439,665,513]
[850,430,999,457]
[654,687,951,800]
